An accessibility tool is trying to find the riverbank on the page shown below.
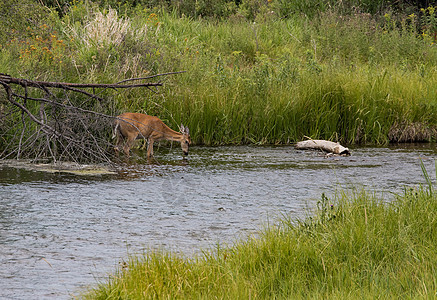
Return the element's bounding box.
[80,161,437,299]
[1,1,437,155]
[0,159,117,176]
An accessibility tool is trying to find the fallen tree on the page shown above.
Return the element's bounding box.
[295,138,351,156]
[0,72,184,164]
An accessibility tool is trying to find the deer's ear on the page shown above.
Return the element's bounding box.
[180,124,189,134]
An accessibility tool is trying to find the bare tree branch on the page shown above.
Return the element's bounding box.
[0,72,183,164]
[0,73,164,89]
[116,71,186,84]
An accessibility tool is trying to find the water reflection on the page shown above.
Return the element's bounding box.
[0,144,436,299]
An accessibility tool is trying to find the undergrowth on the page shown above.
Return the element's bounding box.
[1,1,437,149]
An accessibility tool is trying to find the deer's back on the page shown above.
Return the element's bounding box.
[117,113,166,138]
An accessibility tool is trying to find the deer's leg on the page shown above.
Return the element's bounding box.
[123,141,131,157]
[114,132,121,156]
[147,138,154,158]
[123,134,137,158]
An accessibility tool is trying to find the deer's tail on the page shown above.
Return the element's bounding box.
[112,121,119,140]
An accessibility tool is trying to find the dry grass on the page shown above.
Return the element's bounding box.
[69,8,147,48]
[388,121,437,142]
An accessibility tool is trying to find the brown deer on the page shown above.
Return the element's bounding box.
[113,112,191,158]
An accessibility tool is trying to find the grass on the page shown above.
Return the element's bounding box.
[3,3,437,297]
[1,2,437,157]
[81,162,437,299]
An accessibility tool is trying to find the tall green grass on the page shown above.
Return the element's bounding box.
[2,2,437,148]
[81,163,437,299]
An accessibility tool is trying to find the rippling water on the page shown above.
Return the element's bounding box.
[0,145,436,299]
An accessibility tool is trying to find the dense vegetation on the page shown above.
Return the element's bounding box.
[2,1,436,298]
[1,0,437,150]
[81,164,437,299]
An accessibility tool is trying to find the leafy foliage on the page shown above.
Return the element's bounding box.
[0,0,53,47]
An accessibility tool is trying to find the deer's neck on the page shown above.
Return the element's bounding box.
[163,128,183,142]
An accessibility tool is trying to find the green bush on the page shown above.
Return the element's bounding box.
[0,0,54,47]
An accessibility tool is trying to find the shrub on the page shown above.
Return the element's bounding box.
[0,0,53,47]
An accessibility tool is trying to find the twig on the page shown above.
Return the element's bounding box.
[116,71,186,84]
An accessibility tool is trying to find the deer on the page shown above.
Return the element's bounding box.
[113,112,191,158]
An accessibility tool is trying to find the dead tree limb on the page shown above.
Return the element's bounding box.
[0,73,164,89]
[116,71,186,84]
[0,72,182,164]
[295,138,351,156]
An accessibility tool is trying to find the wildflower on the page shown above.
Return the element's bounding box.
[408,13,416,19]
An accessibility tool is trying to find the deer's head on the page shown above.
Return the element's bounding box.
[180,124,191,156]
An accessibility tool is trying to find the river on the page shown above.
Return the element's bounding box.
[0,144,436,299]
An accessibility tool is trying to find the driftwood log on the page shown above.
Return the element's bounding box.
[295,139,351,156]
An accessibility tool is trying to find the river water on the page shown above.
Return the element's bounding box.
[0,144,436,299]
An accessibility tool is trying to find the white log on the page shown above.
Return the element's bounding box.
[295,139,350,156]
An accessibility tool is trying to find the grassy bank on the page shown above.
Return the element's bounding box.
[81,163,437,299]
[1,1,437,151]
